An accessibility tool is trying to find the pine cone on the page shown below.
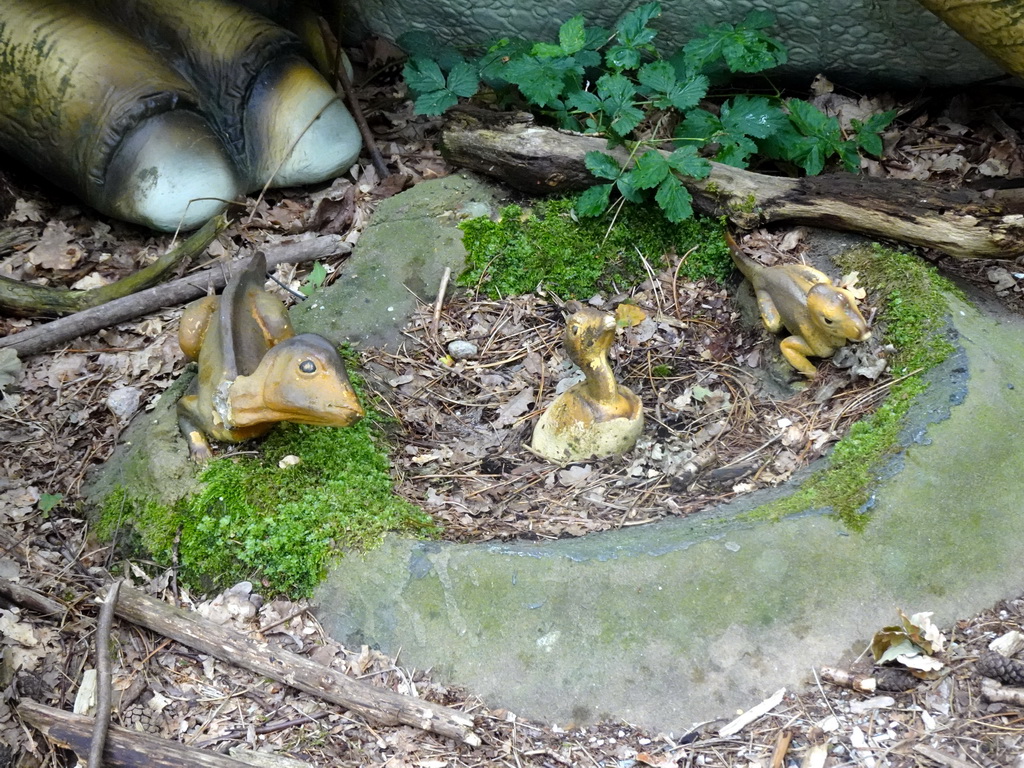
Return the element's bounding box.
[976,652,1024,686]
[873,667,921,692]
[119,702,164,735]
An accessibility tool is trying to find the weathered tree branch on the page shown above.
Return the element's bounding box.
[440,113,1024,259]
[18,700,259,768]
[0,576,66,617]
[108,584,482,746]
[0,214,227,316]
[0,235,350,357]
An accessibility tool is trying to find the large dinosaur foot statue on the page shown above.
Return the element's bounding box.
[0,0,361,232]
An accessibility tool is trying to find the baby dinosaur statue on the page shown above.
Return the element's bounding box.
[531,302,644,464]
[177,253,364,461]
[725,232,871,377]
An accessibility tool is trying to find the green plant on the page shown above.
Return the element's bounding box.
[37,493,62,512]
[298,261,329,297]
[401,4,895,222]
[98,390,440,598]
[458,198,732,299]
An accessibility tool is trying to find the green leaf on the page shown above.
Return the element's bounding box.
[585,150,622,180]
[616,1,661,47]
[300,261,328,296]
[683,18,787,75]
[532,42,565,57]
[787,99,837,140]
[446,61,480,98]
[550,98,583,131]
[597,73,636,111]
[403,56,447,93]
[722,32,787,73]
[566,89,603,113]
[637,63,707,113]
[396,31,466,71]
[856,127,883,157]
[861,109,898,133]
[716,134,758,167]
[413,89,459,116]
[853,110,897,157]
[478,38,532,86]
[721,95,786,140]
[666,74,709,111]
[802,143,826,176]
[637,60,676,93]
[678,109,722,142]
[584,26,610,50]
[575,49,602,69]
[655,175,693,222]
[559,15,587,55]
[595,72,643,135]
[610,105,645,136]
[837,140,861,172]
[666,146,711,179]
[605,44,641,71]
[631,150,671,189]
[38,493,63,512]
[576,183,613,216]
[616,173,644,203]
[505,55,579,107]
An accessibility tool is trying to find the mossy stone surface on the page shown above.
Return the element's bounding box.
[290,173,501,347]
[84,372,202,513]
[314,245,1024,731]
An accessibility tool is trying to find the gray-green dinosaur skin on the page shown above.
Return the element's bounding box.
[324,0,1001,88]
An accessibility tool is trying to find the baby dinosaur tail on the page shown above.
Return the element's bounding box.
[724,230,758,281]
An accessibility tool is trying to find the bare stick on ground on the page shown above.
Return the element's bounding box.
[0,214,227,316]
[19,700,260,768]
[88,579,122,768]
[109,584,481,746]
[1,235,350,358]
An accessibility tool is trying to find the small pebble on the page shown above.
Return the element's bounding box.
[105,386,141,422]
[448,340,478,360]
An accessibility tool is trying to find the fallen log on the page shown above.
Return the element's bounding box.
[109,584,482,746]
[0,235,349,357]
[440,112,1024,260]
[0,214,226,316]
[18,700,258,768]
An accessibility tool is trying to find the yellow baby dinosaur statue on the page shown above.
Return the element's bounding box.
[726,232,871,377]
[531,302,644,464]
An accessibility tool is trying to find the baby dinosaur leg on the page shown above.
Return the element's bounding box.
[779,335,819,377]
[177,391,214,462]
[754,289,784,333]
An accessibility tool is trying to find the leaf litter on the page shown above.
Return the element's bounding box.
[375,255,890,542]
[5,74,1024,768]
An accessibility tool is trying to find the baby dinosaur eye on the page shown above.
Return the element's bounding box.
[823,317,834,325]
[299,360,317,374]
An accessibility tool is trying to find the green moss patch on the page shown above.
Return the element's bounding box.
[98,406,438,598]
[749,244,959,528]
[458,198,733,299]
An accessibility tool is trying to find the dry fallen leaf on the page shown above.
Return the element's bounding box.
[615,302,648,327]
[0,348,21,393]
[26,220,83,271]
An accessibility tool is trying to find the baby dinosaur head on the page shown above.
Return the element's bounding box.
[807,283,871,343]
[563,303,617,371]
[228,333,364,429]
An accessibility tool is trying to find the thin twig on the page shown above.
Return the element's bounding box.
[88,578,122,768]
[432,266,452,338]
[320,18,390,178]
